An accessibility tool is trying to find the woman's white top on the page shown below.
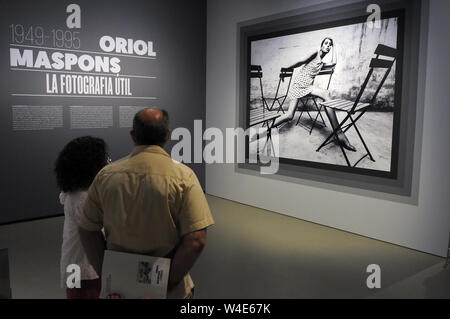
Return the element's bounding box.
[60,191,99,288]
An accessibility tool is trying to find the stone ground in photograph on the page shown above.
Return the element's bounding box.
[249,110,393,171]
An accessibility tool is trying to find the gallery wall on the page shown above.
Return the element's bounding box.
[0,0,206,224]
[205,0,450,256]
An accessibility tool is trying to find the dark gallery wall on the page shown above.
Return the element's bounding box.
[205,0,450,257]
[0,0,207,224]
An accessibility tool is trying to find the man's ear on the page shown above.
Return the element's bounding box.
[130,130,137,143]
[160,129,171,148]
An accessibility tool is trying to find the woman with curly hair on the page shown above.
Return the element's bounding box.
[54,136,110,299]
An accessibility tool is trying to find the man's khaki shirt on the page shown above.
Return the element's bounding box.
[79,145,214,298]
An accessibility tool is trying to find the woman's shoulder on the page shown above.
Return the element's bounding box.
[304,50,319,58]
[301,50,320,64]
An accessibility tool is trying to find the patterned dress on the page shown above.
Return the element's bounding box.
[289,50,324,99]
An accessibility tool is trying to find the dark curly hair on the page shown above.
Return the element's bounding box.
[54,136,108,193]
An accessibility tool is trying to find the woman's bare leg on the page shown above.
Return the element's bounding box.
[310,87,356,151]
[273,98,298,127]
[250,98,299,142]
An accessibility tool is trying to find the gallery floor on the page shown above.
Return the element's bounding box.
[0,195,448,299]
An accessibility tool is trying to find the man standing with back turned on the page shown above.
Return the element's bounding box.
[78,108,214,299]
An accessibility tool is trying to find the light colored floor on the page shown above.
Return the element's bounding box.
[0,195,448,299]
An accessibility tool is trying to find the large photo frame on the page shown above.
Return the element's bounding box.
[237,0,423,196]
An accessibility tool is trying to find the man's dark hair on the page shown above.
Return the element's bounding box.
[54,136,108,193]
[132,109,170,146]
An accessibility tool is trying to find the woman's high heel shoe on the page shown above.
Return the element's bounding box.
[338,139,356,152]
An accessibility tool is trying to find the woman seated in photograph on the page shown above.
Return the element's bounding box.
[54,136,110,299]
[267,37,356,152]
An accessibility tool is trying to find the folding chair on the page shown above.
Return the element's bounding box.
[295,65,335,135]
[316,44,398,167]
[264,68,294,114]
[249,108,280,156]
[249,65,280,155]
[250,65,271,112]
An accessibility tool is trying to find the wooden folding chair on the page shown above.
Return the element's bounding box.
[316,44,398,167]
[295,65,335,134]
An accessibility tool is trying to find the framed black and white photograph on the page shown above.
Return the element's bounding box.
[243,7,407,179]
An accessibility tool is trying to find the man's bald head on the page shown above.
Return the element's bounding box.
[139,108,164,125]
[131,108,170,147]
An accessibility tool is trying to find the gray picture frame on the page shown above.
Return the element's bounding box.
[236,0,425,197]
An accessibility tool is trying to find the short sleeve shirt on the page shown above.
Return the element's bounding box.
[79,145,214,298]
